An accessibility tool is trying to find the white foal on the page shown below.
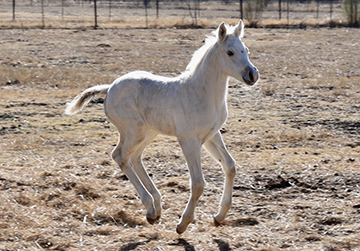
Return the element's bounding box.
[65,20,259,234]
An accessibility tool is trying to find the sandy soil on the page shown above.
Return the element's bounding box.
[0,25,360,250]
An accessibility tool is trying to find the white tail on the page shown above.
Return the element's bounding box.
[65,84,110,115]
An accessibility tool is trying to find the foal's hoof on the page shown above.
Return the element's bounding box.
[213,217,222,227]
[176,224,186,235]
[146,215,160,225]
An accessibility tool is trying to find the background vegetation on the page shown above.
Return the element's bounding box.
[1,0,358,28]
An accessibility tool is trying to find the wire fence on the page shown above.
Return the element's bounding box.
[0,0,349,29]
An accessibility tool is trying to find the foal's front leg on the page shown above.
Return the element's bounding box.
[203,131,236,226]
[176,138,205,234]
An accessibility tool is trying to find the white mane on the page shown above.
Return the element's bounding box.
[182,34,218,76]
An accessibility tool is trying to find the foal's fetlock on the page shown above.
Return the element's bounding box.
[145,203,160,224]
[141,195,157,222]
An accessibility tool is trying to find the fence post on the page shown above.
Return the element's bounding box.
[144,0,149,28]
[239,0,243,20]
[194,0,198,26]
[286,0,289,26]
[156,0,159,19]
[316,0,319,19]
[278,0,281,20]
[197,0,200,19]
[12,0,15,21]
[62,0,65,20]
[109,0,112,20]
[330,0,333,24]
[41,0,45,28]
[94,0,98,29]
[356,0,359,25]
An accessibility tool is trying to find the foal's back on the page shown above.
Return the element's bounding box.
[105,71,183,136]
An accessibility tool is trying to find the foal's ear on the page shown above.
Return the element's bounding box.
[218,22,227,42]
[234,19,245,38]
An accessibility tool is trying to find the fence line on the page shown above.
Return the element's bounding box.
[0,0,350,29]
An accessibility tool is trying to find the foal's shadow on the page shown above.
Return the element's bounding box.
[119,236,158,251]
[119,242,143,251]
[119,238,196,251]
[177,238,231,251]
[119,237,230,251]
[214,239,231,251]
[177,238,196,251]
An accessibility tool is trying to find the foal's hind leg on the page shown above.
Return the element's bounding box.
[131,130,162,224]
[203,131,236,226]
[111,130,157,222]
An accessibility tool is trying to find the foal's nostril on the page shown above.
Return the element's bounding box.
[249,71,254,83]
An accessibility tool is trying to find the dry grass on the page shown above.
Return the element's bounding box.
[1,23,360,250]
[0,15,349,29]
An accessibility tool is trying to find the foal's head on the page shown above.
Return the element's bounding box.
[216,20,260,86]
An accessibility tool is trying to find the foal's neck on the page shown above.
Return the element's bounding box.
[189,44,229,105]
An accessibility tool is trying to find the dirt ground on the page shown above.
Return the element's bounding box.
[0,24,360,250]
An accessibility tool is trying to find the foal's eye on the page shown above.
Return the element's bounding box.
[227,51,234,56]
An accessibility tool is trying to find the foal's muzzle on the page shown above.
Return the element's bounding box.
[242,66,259,85]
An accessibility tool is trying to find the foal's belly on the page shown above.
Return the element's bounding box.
[141,106,177,136]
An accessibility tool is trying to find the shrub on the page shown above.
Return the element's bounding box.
[343,0,359,27]
[244,0,266,26]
